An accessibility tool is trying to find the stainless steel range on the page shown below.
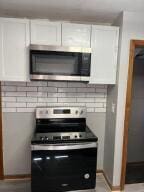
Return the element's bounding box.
[31,107,98,192]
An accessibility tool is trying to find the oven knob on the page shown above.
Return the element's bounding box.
[80,110,84,115]
[75,110,79,115]
[75,135,77,138]
[45,110,48,114]
[84,173,90,179]
[40,137,44,141]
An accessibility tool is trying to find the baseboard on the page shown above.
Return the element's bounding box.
[96,169,103,173]
[4,174,31,180]
[102,171,121,191]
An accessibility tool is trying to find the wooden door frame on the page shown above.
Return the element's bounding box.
[120,40,144,190]
[0,82,4,179]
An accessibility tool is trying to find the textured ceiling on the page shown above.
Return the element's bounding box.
[0,0,144,23]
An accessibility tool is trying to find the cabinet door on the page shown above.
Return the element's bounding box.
[89,26,119,84]
[30,20,61,45]
[0,18,30,81]
[62,23,91,47]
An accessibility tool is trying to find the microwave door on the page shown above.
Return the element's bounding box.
[30,46,91,81]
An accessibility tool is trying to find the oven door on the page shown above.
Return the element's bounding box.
[31,142,97,192]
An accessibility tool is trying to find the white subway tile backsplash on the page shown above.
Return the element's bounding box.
[27,81,47,87]
[6,102,26,108]
[17,97,37,103]
[95,98,107,103]
[2,102,5,108]
[27,92,47,97]
[48,93,86,98]
[68,82,87,88]
[27,103,46,108]
[48,93,62,97]
[77,88,95,93]
[4,82,26,86]
[1,92,4,97]
[2,86,16,92]
[103,103,107,108]
[1,81,107,113]
[87,108,95,112]
[38,87,57,92]
[58,88,76,93]
[5,92,26,97]
[48,81,67,87]
[62,103,86,107]
[86,103,103,108]
[77,98,95,103]
[58,98,77,103]
[17,86,37,92]
[2,97,16,102]
[38,98,57,103]
[86,92,105,98]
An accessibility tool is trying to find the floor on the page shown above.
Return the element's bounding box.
[0,174,144,192]
[126,162,144,184]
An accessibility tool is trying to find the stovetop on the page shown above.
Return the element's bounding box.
[31,126,98,144]
[32,107,98,144]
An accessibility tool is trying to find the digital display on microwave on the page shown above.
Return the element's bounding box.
[54,109,71,114]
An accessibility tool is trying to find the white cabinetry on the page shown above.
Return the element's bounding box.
[62,23,91,47]
[0,18,30,81]
[30,20,61,45]
[89,25,119,84]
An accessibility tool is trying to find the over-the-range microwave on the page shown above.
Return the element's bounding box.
[30,45,91,81]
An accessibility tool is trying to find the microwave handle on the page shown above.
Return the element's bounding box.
[31,142,97,151]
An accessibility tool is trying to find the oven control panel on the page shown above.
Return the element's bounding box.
[36,107,86,119]
[36,132,86,141]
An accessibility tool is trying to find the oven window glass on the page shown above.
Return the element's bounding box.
[30,51,90,76]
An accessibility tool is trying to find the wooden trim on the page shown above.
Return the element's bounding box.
[0,82,4,180]
[120,40,144,190]
[4,174,31,180]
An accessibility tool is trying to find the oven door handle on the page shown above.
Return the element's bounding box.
[31,142,97,151]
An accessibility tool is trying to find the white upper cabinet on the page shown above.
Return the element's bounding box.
[62,23,91,47]
[89,25,119,84]
[30,20,61,45]
[0,18,30,81]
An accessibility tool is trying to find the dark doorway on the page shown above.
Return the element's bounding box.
[125,46,144,184]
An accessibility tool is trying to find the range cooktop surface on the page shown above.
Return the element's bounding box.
[32,107,98,144]
[31,126,98,144]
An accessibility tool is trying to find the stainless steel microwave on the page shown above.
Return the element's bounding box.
[30,45,91,81]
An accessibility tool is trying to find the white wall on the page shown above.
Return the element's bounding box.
[112,12,144,186]
[103,12,124,185]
